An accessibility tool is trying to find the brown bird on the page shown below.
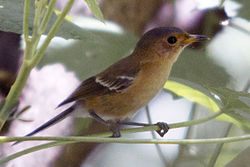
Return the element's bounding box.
[17,27,208,141]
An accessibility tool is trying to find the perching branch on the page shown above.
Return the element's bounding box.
[0,134,250,165]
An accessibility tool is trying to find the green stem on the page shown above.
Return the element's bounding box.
[32,0,42,34]
[30,0,56,57]
[1,110,224,145]
[0,110,238,165]
[4,61,31,102]
[86,110,224,138]
[0,141,75,165]
[170,110,223,129]
[23,0,30,42]
[0,0,75,131]
[1,134,250,144]
[29,0,45,57]
[1,135,250,165]
[30,0,75,68]
[172,103,198,167]
[146,105,168,165]
[207,123,233,167]
[39,0,57,33]
[208,81,250,167]
[0,60,32,129]
[0,0,36,129]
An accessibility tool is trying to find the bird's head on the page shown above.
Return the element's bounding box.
[135,27,208,63]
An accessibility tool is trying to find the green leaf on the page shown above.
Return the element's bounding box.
[84,0,104,22]
[164,80,220,112]
[38,28,138,80]
[0,0,91,40]
[164,80,250,132]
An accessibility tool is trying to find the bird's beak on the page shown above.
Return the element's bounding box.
[183,34,209,45]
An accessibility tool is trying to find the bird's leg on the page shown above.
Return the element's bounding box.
[117,121,169,137]
[89,111,121,137]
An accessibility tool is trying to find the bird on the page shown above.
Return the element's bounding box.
[15,27,208,143]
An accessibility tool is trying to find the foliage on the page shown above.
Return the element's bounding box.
[164,80,250,132]
[0,0,249,166]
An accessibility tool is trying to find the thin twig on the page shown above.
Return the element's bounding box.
[0,134,250,165]
[39,0,57,33]
[145,105,168,165]
[207,123,233,167]
[207,80,250,166]
[30,0,75,68]
[1,109,225,144]
[23,0,30,42]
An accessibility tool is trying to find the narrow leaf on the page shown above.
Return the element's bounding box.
[84,0,104,22]
[164,80,250,132]
[164,80,220,112]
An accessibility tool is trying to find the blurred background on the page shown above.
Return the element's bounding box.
[0,0,250,166]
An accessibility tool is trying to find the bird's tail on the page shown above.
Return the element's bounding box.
[13,105,75,145]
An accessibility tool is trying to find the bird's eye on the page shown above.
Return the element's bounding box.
[167,36,177,44]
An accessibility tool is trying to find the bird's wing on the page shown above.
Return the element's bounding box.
[57,56,140,107]
[57,76,136,107]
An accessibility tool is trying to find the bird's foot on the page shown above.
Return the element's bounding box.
[155,122,169,137]
[109,125,121,137]
[117,120,169,137]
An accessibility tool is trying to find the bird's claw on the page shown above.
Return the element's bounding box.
[109,124,121,138]
[155,122,169,137]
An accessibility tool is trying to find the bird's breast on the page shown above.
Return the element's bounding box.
[129,60,173,105]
